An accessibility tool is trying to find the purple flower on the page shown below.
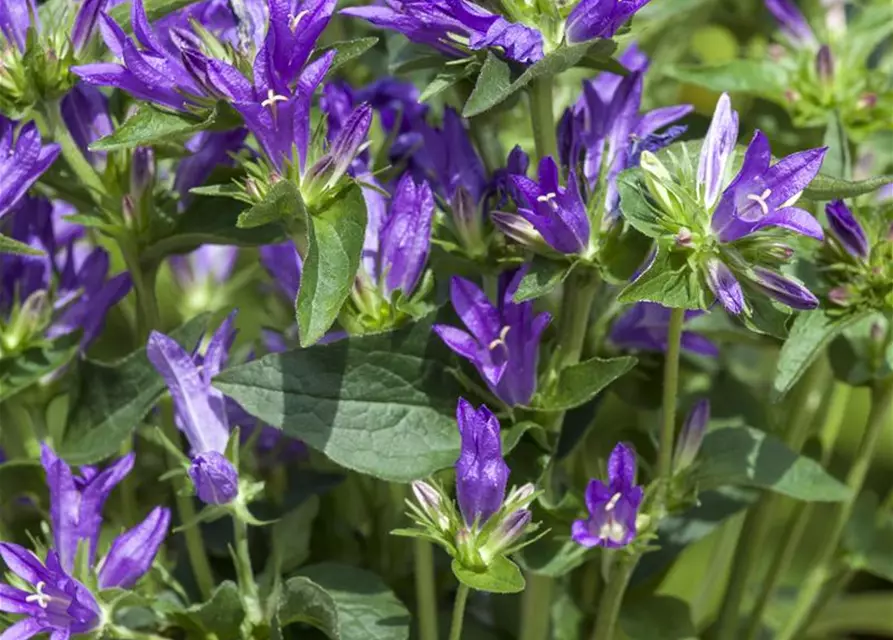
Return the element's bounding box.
[0,544,102,638]
[342,0,544,64]
[40,444,133,572]
[572,443,643,548]
[147,313,240,504]
[0,0,37,52]
[434,270,551,407]
[455,398,509,527]
[826,200,869,259]
[421,108,487,204]
[61,85,113,169]
[304,103,373,197]
[610,302,718,357]
[260,240,302,301]
[365,174,435,297]
[174,130,247,207]
[0,198,131,353]
[170,245,240,291]
[764,0,816,48]
[0,119,60,220]
[674,399,709,471]
[96,506,170,589]
[72,0,112,54]
[508,156,591,254]
[694,94,825,314]
[566,0,652,44]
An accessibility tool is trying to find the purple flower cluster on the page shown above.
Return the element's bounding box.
[0,119,59,221]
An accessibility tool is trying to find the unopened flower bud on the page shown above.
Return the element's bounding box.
[828,286,851,306]
[870,321,886,344]
[130,147,155,201]
[675,227,693,247]
[785,89,801,103]
[815,45,834,85]
[481,509,531,563]
[858,93,877,110]
[411,480,450,531]
[506,483,536,507]
[674,399,709,472]
[768,44,786,61]
[188,451,239,505]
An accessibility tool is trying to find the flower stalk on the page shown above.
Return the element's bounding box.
[529,77,557,162]
[657,308,685,484]
[414,539,439,640]
[37,100,107,202]
[448,584,470,640]
[590,551,638,640]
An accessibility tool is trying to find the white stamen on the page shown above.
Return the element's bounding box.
[25,581,50,609]
[605,492,622,512]
[261,89,288,111]
[487,325,511,351]
[746,188,772,215]
[536,192,558,208]
[288,10,309,32]
[598,517,628,544]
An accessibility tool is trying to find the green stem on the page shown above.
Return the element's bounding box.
[119,243,160,342]
[414,539,439,640]
[528,77,557,162]
[741,382,852,640]
[448,584,470,640]
[590,552,638,640]
[160,413,215,601]
[1,401,42,459]
[519,574,553,640]
[657,308,685,484]
[776,377,893,640]
[38,100,108,202]
[233,515,264,627]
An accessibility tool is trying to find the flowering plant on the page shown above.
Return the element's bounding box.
[1,1,892,640]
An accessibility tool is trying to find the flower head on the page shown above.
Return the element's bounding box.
[610,302,718,357]
[764,0,816,48]
[572,443,643,548]
[566,0,652,45]
[0,119,60,220]
[826,200,869,259]
[455,398,509,527]
[434,270,551,407]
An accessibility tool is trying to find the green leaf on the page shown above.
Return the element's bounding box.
[271,496,319,574]
[214,313,463,482]
[822,111,851,181]
[696,426,850,501]
[463,40,617,117]
[618,250,707,309]
[620,596,697,640]
[518,539,588,578]
[451,557,526,594]
[514,256,574,302]
[502,421,542,455]
[296,184,367,346]
[279,576,340,638]
[666,60,787,97]
[323,38,380,74]
[90,102,241,151]
[810,593,893,637]
[616,171,666,239]
[238,180,306,229]
[844,493,893,583]
[298,564,411,640]
[803,173,893,200]
[0,233,43,255]
[772,310,873,401]
[536,356,637,412]
[169,582,245,640]
[0,333,81,403]
[141,195,285,264]
[58,315,208,465]
[109,0,201,30]
[463,53,513,117]
[0,460,48,506]
[420,61,480,102]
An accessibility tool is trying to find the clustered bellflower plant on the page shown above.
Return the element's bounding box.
[1,1,892,640]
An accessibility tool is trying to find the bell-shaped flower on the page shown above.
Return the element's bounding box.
[764,0,816,49]
[825,200,869,259]
[455,398,509,527]
[0,118,60,220]
[610,302,718,357]
[508,156,591,255]
[572,443,644,548]
[434,270,551,407]
[95,506,171,589]
[0,544,102,638]
[566,0,652,45]
[147,312,240,505]
[342,0,544,64]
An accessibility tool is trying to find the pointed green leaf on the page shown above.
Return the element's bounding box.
[618,249,707,309]
[0,233,43,255]
[238,180,306,229]
[803,173,893,200]
[617,170,667,239]
[502,421,543,455]
[296,184,367,346]
[169,582,245,640]
[536,356,637,412]
[666,60,787,97]
[696,426,850,501]
[451,557,526,594]
[279,576,340,638]
[0,333,82,403]
[772,310,873,401]
[323,38,380,74]
[420,62,480,102]
[298,564,411,640]
[58,315,208,465]
[214,314,463,482]
[463,52,513,117]
[514,256,575,302]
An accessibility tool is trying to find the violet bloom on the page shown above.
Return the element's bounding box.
[342,0,544,64]
[559,44,691,213]
[566,0,652,45]
[508,156,591,255]
[260,240,302,301]
[700,93,825,313]
[0,0,107,55]
[572,443,643,548]
[174,129,248,208]
[764,0,816,48]
[147,313,240,505]
[826,200,869,259]
[434,270,551,407]
[39,445,171,588]
[0,544,102,638]
[0,118,60,220]
[60,85,113,168]
[610,302,719,357]
[0,198,131,353]
[455,398,509,526]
